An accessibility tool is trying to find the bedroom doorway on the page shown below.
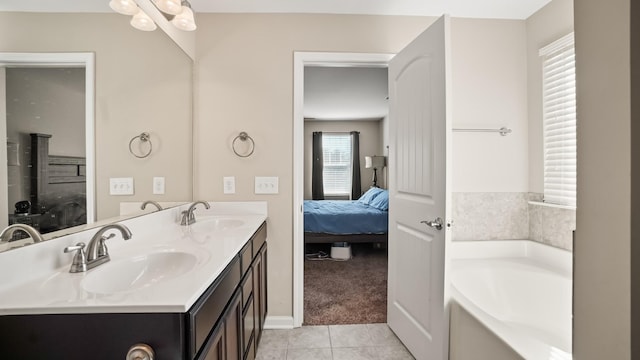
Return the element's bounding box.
[0,52,95,232]
[293,52,393,327]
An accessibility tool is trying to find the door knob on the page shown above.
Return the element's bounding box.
[421,217,444,230]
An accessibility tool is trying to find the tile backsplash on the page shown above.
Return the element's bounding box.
[452,192,575,251]
[452,192,529,241]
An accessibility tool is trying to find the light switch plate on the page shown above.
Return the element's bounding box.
[110,177,134,195]
[153,177,165,195]
[223,176,236,194]
[255,176,278,194]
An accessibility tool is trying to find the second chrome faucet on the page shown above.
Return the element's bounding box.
[181,201,210,226]
[63,224,133,273]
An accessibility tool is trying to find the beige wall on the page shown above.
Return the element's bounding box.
[0,12,193,220]
[0,68,6,227]
[303,120,383,198]
[194,13,535,318]
[194,13,436,317]
[526,0,574,193]
[450,18,528,193]
[574,0,632,358]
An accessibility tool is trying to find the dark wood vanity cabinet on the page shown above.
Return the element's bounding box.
[192,221,268,360]
[0,222,267,360]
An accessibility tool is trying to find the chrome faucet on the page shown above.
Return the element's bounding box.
[181,201,210,226]
[63,223,132,273]
[0,224,45,243]
[141,200,163,211]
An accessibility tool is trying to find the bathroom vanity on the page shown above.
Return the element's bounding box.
[0,202,268,360]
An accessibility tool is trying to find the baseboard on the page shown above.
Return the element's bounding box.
[264,315,295,329]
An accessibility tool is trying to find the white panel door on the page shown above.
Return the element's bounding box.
[387,15,451,360]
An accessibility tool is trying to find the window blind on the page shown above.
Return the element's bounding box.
[322,134,352,195]
[540,33,576,207]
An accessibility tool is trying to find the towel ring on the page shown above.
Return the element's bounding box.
[232,132,255,158]
[129,132,153,158]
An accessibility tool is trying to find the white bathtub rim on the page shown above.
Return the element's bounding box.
[450,288,571,360]
[449,240,573,360]
[450,239,572,278]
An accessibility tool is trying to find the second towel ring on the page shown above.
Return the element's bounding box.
[232,132,255,157]
[129,132,153,158]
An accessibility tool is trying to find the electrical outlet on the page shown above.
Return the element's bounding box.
[109,177,134,195]
[223,176,235,194]
[255,176,278,194]
[153,177,165,195]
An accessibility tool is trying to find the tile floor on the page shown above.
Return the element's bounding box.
[256,324,415,360]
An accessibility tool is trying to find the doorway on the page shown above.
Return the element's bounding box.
[0,53,95,233]
[293,52,394,327]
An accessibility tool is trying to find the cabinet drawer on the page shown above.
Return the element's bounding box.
[240,241,252,276]
[188,256,241,359]
[252,223,267,258]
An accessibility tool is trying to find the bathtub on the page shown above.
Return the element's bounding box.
[449,240,572,360]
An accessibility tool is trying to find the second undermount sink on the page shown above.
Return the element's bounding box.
[81,251,197,294]
[199,217,246,231]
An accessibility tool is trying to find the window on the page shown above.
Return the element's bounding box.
[540,33,577,207]
[322,134,352,196]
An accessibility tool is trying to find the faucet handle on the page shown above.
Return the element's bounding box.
[97,234,116,257]
[64,242,87,273]
[180,210,189,226]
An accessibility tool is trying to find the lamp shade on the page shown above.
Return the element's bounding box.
[109,0,139,15]
[365,155,385,169]
[153,0,183,15]
[171,6,197,31]
[130,9,157,31]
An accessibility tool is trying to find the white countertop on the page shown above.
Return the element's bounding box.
[0,202,267,315]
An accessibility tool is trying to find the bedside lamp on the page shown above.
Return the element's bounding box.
[365,155,385,187]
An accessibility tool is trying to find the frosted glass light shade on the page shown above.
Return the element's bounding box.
[153,0,183,15]
[171,6,197,31]
[109,0,139,15]
[130,10,157,31]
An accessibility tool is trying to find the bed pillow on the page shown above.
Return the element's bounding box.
[368,189,389,211]
[357,187,384,205]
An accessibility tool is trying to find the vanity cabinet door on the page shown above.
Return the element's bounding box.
[241,267,256,360]
[242,295,255,360]
[198,289,242,360]
[224,290,243,360]
[255,242,268,343]
[199,322,225,360]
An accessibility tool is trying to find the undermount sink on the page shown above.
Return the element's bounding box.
[82,251,197,294]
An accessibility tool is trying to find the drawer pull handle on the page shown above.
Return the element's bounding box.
[126,343,155,360]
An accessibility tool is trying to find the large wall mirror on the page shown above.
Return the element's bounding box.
[0,8,193,251]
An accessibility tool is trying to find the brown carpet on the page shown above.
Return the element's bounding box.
[303,243,388,325]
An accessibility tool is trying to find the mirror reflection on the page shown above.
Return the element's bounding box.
[3,60,91,239]
[0,9,193,250]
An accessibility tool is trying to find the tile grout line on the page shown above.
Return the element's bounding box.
[328,325,335,360]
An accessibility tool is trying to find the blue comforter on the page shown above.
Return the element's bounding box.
[303,200,388,235]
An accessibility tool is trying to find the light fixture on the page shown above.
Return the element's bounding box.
[110,0,196,32]
[109,0,139,15]
[152,0,183,15]
[130,9,157,31]
[365,156,386,188]
[171,1,197,31]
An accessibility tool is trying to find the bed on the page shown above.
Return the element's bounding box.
[304,187,389,244]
